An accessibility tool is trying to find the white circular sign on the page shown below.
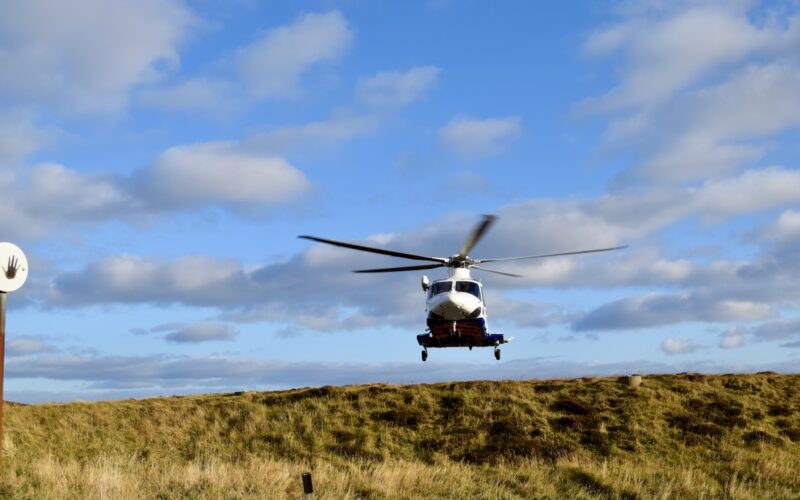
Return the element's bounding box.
[0,242,28,292]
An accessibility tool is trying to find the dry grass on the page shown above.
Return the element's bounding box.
[2,373,799,498]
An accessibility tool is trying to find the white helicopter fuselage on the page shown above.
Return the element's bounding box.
[418,266,506,356]
[424,267,487,323]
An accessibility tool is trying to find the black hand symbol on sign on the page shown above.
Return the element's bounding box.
[3,256,19,280]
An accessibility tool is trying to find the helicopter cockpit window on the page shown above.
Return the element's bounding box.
[456,281,481,299]
[430,281,452,296]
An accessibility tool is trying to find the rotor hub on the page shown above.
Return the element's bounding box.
[446,255,473,268]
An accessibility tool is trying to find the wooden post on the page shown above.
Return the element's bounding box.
[302,472,314,499]
[0,242,27,474]
[0,291,5,470]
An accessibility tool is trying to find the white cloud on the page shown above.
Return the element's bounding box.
[0,163,134,239]
[243,112,380,155]
[685,64,800,140]
[355,66,440,108]
[0,114,55,166]
[438,116,521,161]
[25,164,132,217]
[488,201,629,256]
[138,77,237,112]
[484,295,563,328]
[573,292,773,332]
[7,337,57,357]
[720,335,743,348]
[236,11,353,100]
[50,254,254,307]
[719,327,744,349]
[618,64,800,183]
[0,141,313,239]
[564,201,800,333]
[135,142,311,208]
[582,21,640,57]
[631,136,766,184]
[151,322,237,343]
[0,0,195,114]
[239,65,440,155]
[711,318,800,348]
[288,310,385,334]
[140,11,358,112]
[761,210,800,244]
[661,337,702,355]
[580,3,800,185]
[752,318,800,341]
[693,167,800,222]
[581,6,791,110]
[560,167,800,239]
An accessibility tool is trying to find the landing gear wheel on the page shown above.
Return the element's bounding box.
[422,350,428,362]
[494,348,501,361]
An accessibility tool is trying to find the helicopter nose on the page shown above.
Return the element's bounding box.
[430,292,482,320]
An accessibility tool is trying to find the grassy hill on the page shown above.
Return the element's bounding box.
[2,373,799,498]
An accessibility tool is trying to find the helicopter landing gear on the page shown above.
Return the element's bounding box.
[421,349,428,362]
[494,347,501,361]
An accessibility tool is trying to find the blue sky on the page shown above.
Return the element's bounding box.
[2,0,800,402]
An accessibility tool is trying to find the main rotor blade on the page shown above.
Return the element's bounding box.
[476,245,628,263]
[298,235,447,263]
[471,265,524,278]
[458,214,497,258]
[353,263,445,273]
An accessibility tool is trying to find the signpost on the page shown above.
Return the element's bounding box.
[0,242,28,469]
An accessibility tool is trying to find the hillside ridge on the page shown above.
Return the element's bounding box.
[3,372,799,498]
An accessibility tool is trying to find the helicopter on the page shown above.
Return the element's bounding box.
[299,215,625,362]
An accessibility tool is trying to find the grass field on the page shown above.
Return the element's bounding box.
[1,373,799,498]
